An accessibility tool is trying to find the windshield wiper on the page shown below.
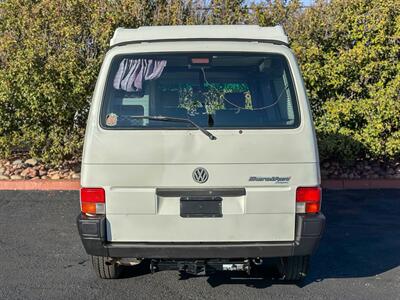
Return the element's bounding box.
[129,115,217,140]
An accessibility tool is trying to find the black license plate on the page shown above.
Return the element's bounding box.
[180,196,222,218]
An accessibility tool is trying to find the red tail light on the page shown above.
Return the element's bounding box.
[80,188,105,215]
[296,187,321,213]
[191,58,210,64]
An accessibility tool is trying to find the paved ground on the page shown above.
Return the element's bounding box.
[0,190,399,299]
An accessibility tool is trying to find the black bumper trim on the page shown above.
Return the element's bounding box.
[77,213,325,259]
[156,188,246,197]
[77,214,108,256]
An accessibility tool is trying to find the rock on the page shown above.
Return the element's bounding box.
[0,175,10,180]
[10,175,23,180]
[332,162,339,167]
[0,167,5,175]
[21,168,38,178]
[322,162,330,168]
[25,158,38,166]
[71,173,80,179]
[41,175,49,180]
[377,170,386,176]
[13,169,22,175]
[20,168,30,177]
[60,171,70,177]
[387,168,395,175]
[12,159,22,165]
[372,165,381,172]
[50,174,61,180]
[39,170,47,176]
[320,169,329,178]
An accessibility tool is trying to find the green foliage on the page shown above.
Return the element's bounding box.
[178,86,203,116]
[0,0,398,165]
[0,0,153,163]
[287,0,400,162]
[178,83,251,115]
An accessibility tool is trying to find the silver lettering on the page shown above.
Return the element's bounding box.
[248,176,291,184]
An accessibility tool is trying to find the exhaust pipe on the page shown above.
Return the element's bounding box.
[117,258,142,266]
[252,257,263,266]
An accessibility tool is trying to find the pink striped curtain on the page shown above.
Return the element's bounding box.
[113,59,167,92]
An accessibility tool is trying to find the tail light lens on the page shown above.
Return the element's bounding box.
[296,187,321,213]
[80,188,105,215]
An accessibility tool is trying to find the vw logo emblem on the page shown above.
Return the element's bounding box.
[192,167,209,184]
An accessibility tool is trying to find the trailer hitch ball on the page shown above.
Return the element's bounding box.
[252,257,263,266]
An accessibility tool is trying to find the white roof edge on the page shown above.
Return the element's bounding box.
[110,25,288,47]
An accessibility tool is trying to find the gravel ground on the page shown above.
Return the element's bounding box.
[0,189,399,299]
[1,157,400,180]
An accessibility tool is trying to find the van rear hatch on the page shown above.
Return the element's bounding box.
[82,52,319,242]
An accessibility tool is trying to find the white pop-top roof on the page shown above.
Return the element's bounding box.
[110,25,288,47]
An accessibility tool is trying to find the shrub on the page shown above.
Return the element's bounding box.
[0,0,155,163]
[287,0,400,162]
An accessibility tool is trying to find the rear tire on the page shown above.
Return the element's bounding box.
[91,256,122,279]
[278,256,309,282]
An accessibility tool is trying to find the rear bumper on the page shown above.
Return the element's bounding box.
[77,213,325,259]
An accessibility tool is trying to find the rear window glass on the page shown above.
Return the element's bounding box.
[101,53,299,129]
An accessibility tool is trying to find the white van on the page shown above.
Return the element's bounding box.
[77,25,325,280]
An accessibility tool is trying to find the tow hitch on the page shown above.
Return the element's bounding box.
[150,259,253,275]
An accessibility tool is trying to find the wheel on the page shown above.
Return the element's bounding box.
[91,255,122,279]
[278,256,309,282]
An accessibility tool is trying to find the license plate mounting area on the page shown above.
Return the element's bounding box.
[180,196,222,218]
